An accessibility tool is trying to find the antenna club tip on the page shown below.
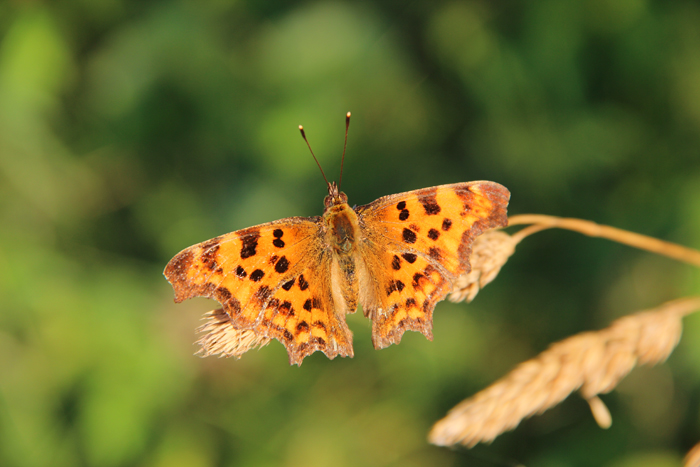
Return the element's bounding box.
[346,112,351,118]
[298,125,304,130]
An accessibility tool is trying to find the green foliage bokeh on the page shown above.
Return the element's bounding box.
[1,1,699,466]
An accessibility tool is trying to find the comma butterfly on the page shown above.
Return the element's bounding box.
[164,113,510,365]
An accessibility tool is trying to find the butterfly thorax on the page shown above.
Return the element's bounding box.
[322,183,357,255]
[324,202,359,255]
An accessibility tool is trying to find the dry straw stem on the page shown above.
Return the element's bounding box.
[508,214,700,268]
[686,442,700,467]
[450,213,700,304]
[196,308,270,358]
[429,297,700,448]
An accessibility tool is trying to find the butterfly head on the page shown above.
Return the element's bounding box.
[324,181,348,209]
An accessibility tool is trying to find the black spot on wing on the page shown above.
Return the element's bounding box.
[428,247,442,261]
[235,265,247,278]
[412,272,426,289]
[391,255,401,270]
[250,269,264,282]
[217,287,231,300]
[442,218,452,231]
[254,285,271,304]
[427,228,440,240]
[386,280,406,295]
[282,278,295,291]
[402,228,417,244]
[275,256,290,273]
[240,230,260,259]
[419,190,441,215]
[279,300,293,315]
[302,297,320,311]
[402,253,417,263]
[298,274,309,291]
[226,297,241,315]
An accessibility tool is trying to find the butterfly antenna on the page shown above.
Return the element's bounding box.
[299,125,331,189]
[339,111,351,191]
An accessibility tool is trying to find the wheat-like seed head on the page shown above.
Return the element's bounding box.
[429,297,700,448]
[196,308,271,358]
[685,441,700,467]
[449,230,516,303]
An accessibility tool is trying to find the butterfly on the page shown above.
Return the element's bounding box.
[164,113,510,365]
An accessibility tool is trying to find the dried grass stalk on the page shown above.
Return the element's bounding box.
[449,230,517,303]
[429,297,700,448]
[508,214,700,268]
[196,308,271,358]
[685,442,700,467]
[450,213,700,303]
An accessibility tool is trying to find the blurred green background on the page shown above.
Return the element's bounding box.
[2,0,700,466]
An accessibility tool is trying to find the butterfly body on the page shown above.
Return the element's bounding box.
[165,180,510,365]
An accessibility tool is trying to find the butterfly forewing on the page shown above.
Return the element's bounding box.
[164,217,354,365]
[354,181,510,348]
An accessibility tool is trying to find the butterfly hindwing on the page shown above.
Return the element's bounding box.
[164,217,353,365]
[254,254,354,364]
[354,181,510,348]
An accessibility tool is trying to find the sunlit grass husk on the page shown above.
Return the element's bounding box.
[429,297,700,447]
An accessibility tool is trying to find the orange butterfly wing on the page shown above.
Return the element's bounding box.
[164,218,353,365]
[354,181,510,348]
